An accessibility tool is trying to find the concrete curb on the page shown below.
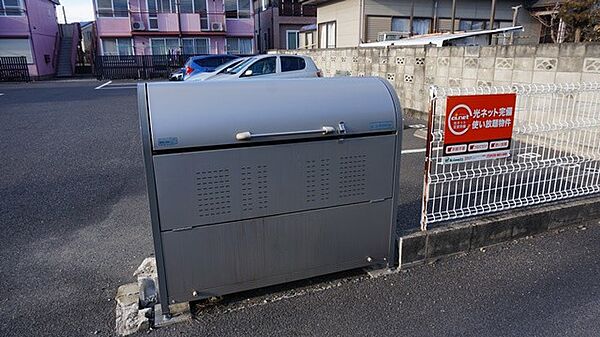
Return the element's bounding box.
[399,196,600,267]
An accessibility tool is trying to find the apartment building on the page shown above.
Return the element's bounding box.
[0,0,60,78]
[254,0,316,52]
[93,0,255,56]
[302,0,541,48]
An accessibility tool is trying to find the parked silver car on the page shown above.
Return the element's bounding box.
[207,54,321,81]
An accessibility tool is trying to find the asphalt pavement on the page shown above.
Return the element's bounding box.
[0,80,598,336]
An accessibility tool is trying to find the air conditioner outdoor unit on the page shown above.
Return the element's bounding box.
[211,22,223,31]
[132,21,145,31]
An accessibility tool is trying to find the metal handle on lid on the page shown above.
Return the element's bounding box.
[236,126,335,141]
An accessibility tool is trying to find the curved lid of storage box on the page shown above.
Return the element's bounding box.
[144,77,401,151]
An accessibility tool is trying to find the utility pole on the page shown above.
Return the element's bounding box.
[450,0,456,33]
[488,0,497,44]
[62,6,67,24]
[489,0,496,29]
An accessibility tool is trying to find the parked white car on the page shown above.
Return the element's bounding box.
[207,54,321,81]
[186,57,248,81]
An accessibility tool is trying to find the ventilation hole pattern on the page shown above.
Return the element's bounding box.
[257,165,269,210]
[339,155,367,198]
[241,166,254,212]
[305,159,331,203]
[196,169,231,217]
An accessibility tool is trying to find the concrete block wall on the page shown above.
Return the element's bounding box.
[278,43,600,115]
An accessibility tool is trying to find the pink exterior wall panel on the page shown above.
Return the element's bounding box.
[225,18,253,36]
[93,0,254,56]
[0,0,60,77]
[96,17,132,37]
[157,13,179,32]
[0,16,29,36]
[180,14,202,32]
[26,0,60,77]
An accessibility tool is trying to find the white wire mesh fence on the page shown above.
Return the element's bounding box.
[421,82,600,230]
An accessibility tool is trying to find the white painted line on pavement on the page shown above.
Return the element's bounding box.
[401,148,426,154]
[94,80,112,90]
[101,86,137,90]
[401,146,442,154]
[108,82,139,86]
[0,93,4,96]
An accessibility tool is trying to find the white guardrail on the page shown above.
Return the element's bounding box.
[421,82,600,230]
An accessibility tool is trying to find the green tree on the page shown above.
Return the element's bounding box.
[558,0,600,42]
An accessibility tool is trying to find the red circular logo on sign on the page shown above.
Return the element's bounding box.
[447,104,472,136]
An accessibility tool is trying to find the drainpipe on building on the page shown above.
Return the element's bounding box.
[450,0,456,34]
[409,1,414,36]
[256,2,261,53]
[358,0,364,44]
[270,3,274,50]
[432,0,438,33]
[489,0,497,44]
[176,0,183,53]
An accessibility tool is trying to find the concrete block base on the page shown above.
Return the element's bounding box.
[365,266,397,278]
[115,257,190,334]
[154,303,192,328]
[115,283,151,336]
[399,196,600,267]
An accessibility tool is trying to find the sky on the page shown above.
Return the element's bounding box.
[56,0,95,24]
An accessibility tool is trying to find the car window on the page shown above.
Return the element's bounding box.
[215,58,245,74]
[194,57,222,68]
[245,57,276,77]
[227,57,256,74]
[281,56,306,72]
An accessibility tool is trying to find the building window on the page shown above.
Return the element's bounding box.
[391,17,431,36]
[286,30,299,49]
[226,37,253,54]
[304,32,313,48]
[412,18,431,35]
[318,21,335,48]
[101,38,133,55]
[0,0,24,16]
[146,0,176,15]
[459,20,486,31]
[150,38,180,55]
[96,0,129,17]
[0,38,33,62]
[182,38,210,54]
[180,0,207,13]
[391,18,410,33]
[225,0,251,19]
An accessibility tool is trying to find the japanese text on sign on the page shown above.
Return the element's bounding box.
[444,93,517,163]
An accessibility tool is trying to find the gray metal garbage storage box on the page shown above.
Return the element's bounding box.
[138,77,403,310]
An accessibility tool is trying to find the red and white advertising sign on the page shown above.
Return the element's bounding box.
[443,93,516,163]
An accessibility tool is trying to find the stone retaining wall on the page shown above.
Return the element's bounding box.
[276,43,600,116]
